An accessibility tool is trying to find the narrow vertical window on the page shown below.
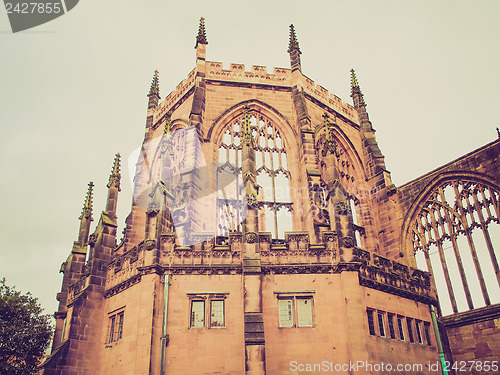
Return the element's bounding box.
[210,300,225,327]
[109,316,115,343]
[424,322,432,346]
[367,310,376,336]
[297,298,313,327]
[407,318,414,343]
[397,316,405,340]
[387,313,396,339]
[278,299,294,327]
[190,300,205,328]
[117,313,124,340]
[415,320,423,344]
[377,312,385,337]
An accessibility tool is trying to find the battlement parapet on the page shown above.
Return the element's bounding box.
[153,68,197,123]
[206,61,291,87]
[302,74,359,123]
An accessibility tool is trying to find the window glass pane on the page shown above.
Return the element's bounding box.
[397,317,405,340]
[278,299,293,327]
[367,310,376,336]
[407,318,414,342]
[210,300,225,327]
[388,314,396,339]
[424,322,432,345]
[117,314,124,340]
[416,321,423,343]
[297,298,313,327]
[191,301,205,328]
[109,316,115,342]
[377,312,385,337]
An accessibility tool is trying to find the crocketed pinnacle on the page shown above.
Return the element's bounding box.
[79,182,94,220]
[107,153,121,191]
[322,112,337,156]
[148,70,160,98]
[195,17,208,48]
[350,69,366,108]
[242,105,253,144]
[287,24,301,54]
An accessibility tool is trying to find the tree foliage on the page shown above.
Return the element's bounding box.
[0,278,53,375]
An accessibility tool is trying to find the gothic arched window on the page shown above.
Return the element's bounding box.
[408,177,500,315]
[217,113,292,238]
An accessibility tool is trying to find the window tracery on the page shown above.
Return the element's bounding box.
[217,113,292,238]
[409,178,500,315]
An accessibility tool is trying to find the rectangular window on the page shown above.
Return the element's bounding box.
[108,309,125,343]
[277,295,314,328]
[190,300,205,328]
[387,313,396,339]
[210,300,225,327]
[407,318,414,343]
[424,322,432,346]
[415,320,423,344]
[278,299,294,327]
[397,316,405,340]
[377,312,386,337]
[297,298,313,327]
[187,293,228,329]
[367,310,376,336]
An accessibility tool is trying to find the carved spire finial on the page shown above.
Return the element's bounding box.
[287,24,301,54]
[195,17,208,48]
[79,182,94,220]
[148,70,160,98]
[350,69,366,108]
[288,24,302,72]
[107,153,121,191]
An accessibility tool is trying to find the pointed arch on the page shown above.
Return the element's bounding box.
[402,171,500,315]
[210,101,296,239]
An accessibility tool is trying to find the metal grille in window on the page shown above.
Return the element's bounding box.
[217,114,292,238]
[410,178,500,315]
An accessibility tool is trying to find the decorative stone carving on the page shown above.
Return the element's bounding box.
[335,201,349,215]
[59,261,67,274]
[145,239,156,250]
[340,236,354,248]
[88,233,97,246]
[245,232,258,243]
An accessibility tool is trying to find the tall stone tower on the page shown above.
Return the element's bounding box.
[41,19,500,375]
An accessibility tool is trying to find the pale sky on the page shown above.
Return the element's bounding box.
[1,1,499,317]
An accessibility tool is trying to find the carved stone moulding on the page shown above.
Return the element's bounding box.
[359,276,437,306]
[104,274,142,298]
[167,265,242,275]
[262,264,333,275]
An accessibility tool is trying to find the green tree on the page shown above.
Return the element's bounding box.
[0,278,53,375]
